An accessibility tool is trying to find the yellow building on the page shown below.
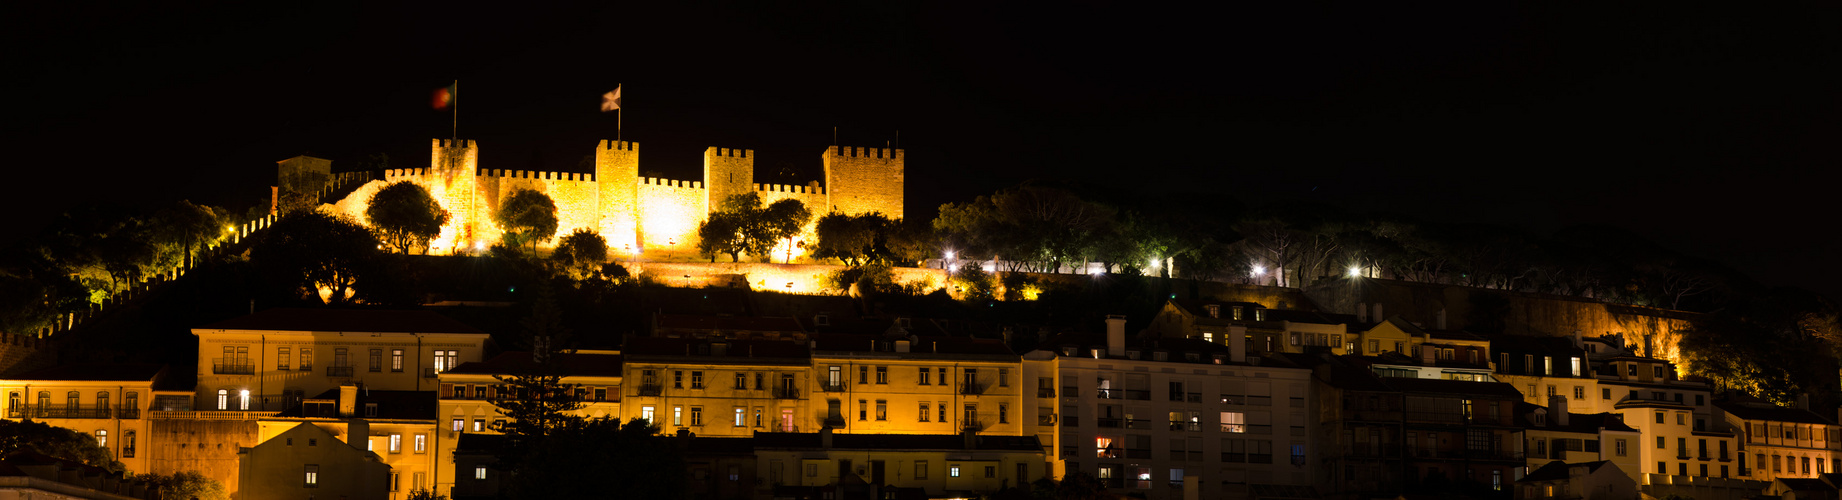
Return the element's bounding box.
[1516,397,1643,484]
[238,418,389,500]
[1147,299,1358,355]
[807,333,1024,437]
[1489,333,1601,413]
[1599,355,1738,486]
[0,363,186,476]
[432,350,624,496]
[1717,397,1842,482]
[190,308,491,412]
[621,338,813,436]
[249,385,440,499]
[753,429,1044,497]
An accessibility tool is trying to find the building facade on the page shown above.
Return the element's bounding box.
[0,364,182,476]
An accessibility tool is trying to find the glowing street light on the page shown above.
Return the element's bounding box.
[1347,266,1362,278]
[1252,265,1265,276]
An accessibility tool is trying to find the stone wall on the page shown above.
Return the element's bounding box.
[822,146,904,219]
[595,140,641,251]
[703,147,754,212]
[627,262,946,295]
[636,178,708,253]
[476,169,601,248]
[0,332,53,377]
[146,413,266,498]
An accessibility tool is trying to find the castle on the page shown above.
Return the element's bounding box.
[328,138,905,257]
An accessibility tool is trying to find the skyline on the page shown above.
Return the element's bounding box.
[5,1,1839,301]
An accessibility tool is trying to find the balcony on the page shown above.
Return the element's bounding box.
[638,384,663,397]
[1062,386,1079,398]
[1169,392,1202,403]
[326,365,354,377]
[963,419,984,431]
[1038,388,1056,398]
[1039,414,1057,426]
[1126,418,1153,430]
[299,363,313,372]
[118,408,140,419]
[960,383,987,395]
[8,405,112,419]
[212,359,254,375]
[1096,389,1149,400]
[1062,416,1080,427]
[1097,417,1122,428]
[773,386,801,399]
[819,382,845,393]
[1168,421,1202,432]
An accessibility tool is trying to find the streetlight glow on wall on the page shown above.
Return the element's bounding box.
[1348,266,1362,277]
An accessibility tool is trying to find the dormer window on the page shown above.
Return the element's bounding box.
[814,314,830,326]
[1254,309,1266,321]
[1533,409,1546,427]
[1205,305,1221,318]
[1232,306,1244,321]
[1126,350,1140,360]
[364,403,378,418]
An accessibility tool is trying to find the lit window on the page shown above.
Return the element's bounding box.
[414,434,426,453]
[95,430,106,447]
[472,419,484,432]
[689,407,702,426]
[475,467,487,480]
[735,408,746,427]
[691,371,704,389]
[452,419,464,432]
[950,466,960,477]
[217,390,227,410]
[1221,412,1246,433]
[305,465,319,487]
[642,406,655,422]
[239,390,250,410]
[389,434,402,453]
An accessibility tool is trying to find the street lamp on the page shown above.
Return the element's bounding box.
[1347,266,1362,278]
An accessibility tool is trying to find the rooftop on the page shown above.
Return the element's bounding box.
[1717,400,1837,426]
[10,363,165,383]
[197,308,485,334]
[623,337,810,364]
[751,432,1043,452]
[1518,460,1614,483]
[808,333,1015,358]
[445,351,624,378]
[273,388,438,420]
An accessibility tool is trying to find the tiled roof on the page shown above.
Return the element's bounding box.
[1717,401,1837,426]
[655,314,805,333]
[444,352,624,377]
[11,363,165,382]
[1514,402,1638,433]
[198,308,485,334]
[1518,460,1612,483]
[809,333,1015,357]
[623,337,810,362]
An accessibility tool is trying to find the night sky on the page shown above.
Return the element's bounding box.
[7,1,1840,301]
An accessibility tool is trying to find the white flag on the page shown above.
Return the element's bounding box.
[601,86,621,112]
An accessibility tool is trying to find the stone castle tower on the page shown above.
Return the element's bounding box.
[338,136,904,257]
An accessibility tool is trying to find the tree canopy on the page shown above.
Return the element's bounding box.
[494,189,559,253]
[0,419,121,472]
[366,181,449,254]
[251,210,381,305]
[551,228,609,279]
[696,193,813,262]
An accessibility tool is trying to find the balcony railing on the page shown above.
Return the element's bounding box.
[118,408,140,419]
[773,386,801,399]
[1126,418,1153,430]
[1038,388,1056,398]
[1097,417,1122,428]
[1097,389,1150,400]
[7,405,113,419]
[1168,421,1202,432]
[960,383,986,395]
[819,382,845,393]
[1039,414,1057,426]
[1062,416,1080,427]
[1169,392,1202,403]
[1062,386,1079,397]
[963,419,984,430]
[638,384,663,397]
[326,365,354,377]
[212,359,254,375]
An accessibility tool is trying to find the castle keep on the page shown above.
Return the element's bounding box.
[331,139,905,256]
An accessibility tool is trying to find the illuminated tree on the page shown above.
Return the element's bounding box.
[132,471,228,500]
[365,181,449,255]
[696,211,749,262]
[762,198,812,263]
[551,229,608,279]
[494,189,559,253]
[813,212,878,265]
[251,210,380,305]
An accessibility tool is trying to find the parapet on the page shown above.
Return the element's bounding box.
[754,183,824,195]
[479,169,595,182]
[707,147,751,158]
[598,140,638,152]
[642,177,704,189]
[434,138,477,149]
[826,145,902,160]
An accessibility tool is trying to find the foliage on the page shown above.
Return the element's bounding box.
[698,194,813,262]
[0,244,89,334]
[366,181,449,254]
[277,169,328,215]
[504,417,684,500]
[132,471,228,500]
[251,210,380,305]
[824,262,897,296]
[762,198,813,263]
[403,489,447,500]
[1679,287,1841,407]
[494,189,560,253]
[697,211,749,262]
[551,229,609,279]
[1028,471,1105,500]
[950,262,996,302]
[813,212,924,266]
[0,419,121,472]
[489,283,584,470]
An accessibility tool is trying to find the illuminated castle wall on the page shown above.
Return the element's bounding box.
[333,139,904,257]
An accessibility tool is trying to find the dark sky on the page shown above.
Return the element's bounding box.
[6,1,1840,301]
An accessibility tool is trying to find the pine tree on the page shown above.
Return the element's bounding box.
[487,283,583,470]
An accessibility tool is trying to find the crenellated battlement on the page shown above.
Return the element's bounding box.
[709,147,751,158]
[477,169,596,182]
[641,177,703,189]
[435,138,478,150]
[827,145,902,160]
[754,183,825,195]
[597,139,637,151]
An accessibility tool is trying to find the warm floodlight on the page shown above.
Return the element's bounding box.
[1252,265,1265,275]
[1348,267,1361,277]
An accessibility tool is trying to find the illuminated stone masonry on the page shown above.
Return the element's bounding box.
[333,139,904,257]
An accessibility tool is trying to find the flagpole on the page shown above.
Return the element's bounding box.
[617,82,622,142]
[452,79,459,141]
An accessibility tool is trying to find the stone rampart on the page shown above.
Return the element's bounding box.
[636,178,708,253]
[628,262,946,295]
[822,146,903,219]
[146,414,267,497]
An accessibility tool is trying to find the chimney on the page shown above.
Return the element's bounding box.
[1373,303,1383,321]
[820,427,833,448]
[1549,395,1569,427]
[1421,345,1436,365]
[1798,394,1811,410]
[963,429,978,450]
[1356,303,1368,323]
[338,384,358,417]
[1572,330,1584,349]
[1229,326,1247,363]
[1106,315,1127,357]
[1436,309,1447,330]
[346,419,370,447]
[1642,334,1653,357]
[711,342,727,357]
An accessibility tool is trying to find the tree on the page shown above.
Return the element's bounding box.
[507,417,685,500]
[762,199,812,263]
[151,200,231,270]
[366,181,449,254]
[404,489,448,500]
[494,189,559,253]
[813,212,878,265]
[551,229,609,279]
[133,471,228,500]
[696,211,749,262]
[489,284,583,469]
[0,419,122,472]
[251,210,381,305]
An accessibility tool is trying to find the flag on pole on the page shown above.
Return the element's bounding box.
[601,86,621,112]
[432,82,457,110]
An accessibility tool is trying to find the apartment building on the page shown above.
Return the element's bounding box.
[238,417,389,500]
[190,308,491,412]
[1037,315,1316,500]
[1598,355,1738,484]
[621,337,812,436]
[0,363,186,475]
[807,333,1023,437]
[1717,397,1842,482]
[251,386,440,499]
[756,430,1045,498]
[1146,299,1357,355]
[1490,334,1600,413]
[1516,397,1642,484]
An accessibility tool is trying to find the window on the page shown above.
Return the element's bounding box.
[690,407,703,426]
[304,465,319,487]
[805,463,818,477]
[278,347,291,370]
[915,461,928,479]
[1570,357,1581,376]
[414,434,426,453]
[239,389,250,410]
[1547,385,1557,398]
[999,403,1009,423]
[876,400,887,421]
[594,388,606,401]
[1656,436,1665,449]
[986,466,996,478]
[95,430,106,447]
[1656,412,1665,424]
[335,348,349,368]
[1372,340,1381,354]
[860,366,869,384]
[674,371,684,388]
[1696,394,1705,406]
[391,349,404,371]
[389,434,402,453]
[938,367,947,386]
[950,466,961,477]
[369,349,383,372]
[918,367,931,385]
[827,366,841,386]
[939,403,948,423]
[1655,366,1666,379]
[965,404,978,424]
[642,406,655,422]
[122,431,135,458]
[1574,386,1585,400]
[735,408,746,426]
[1602,388,1612,400]
[472,419,484,432]
[965,368,978,388]
[999,368,1009,387]
[1616,439,1627,457]
[1628,364,1637,376]
[1221,412,1246,433]
[859,400,868,421]
[919,403,930,422]
[691,371,704,389]
[475,466,488,480]
[734,372,748,389]
[754,373,764,390]
[435,350,459,372]
[875,366,888,384]
[452,419,464,431]
[299,348,313,370]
